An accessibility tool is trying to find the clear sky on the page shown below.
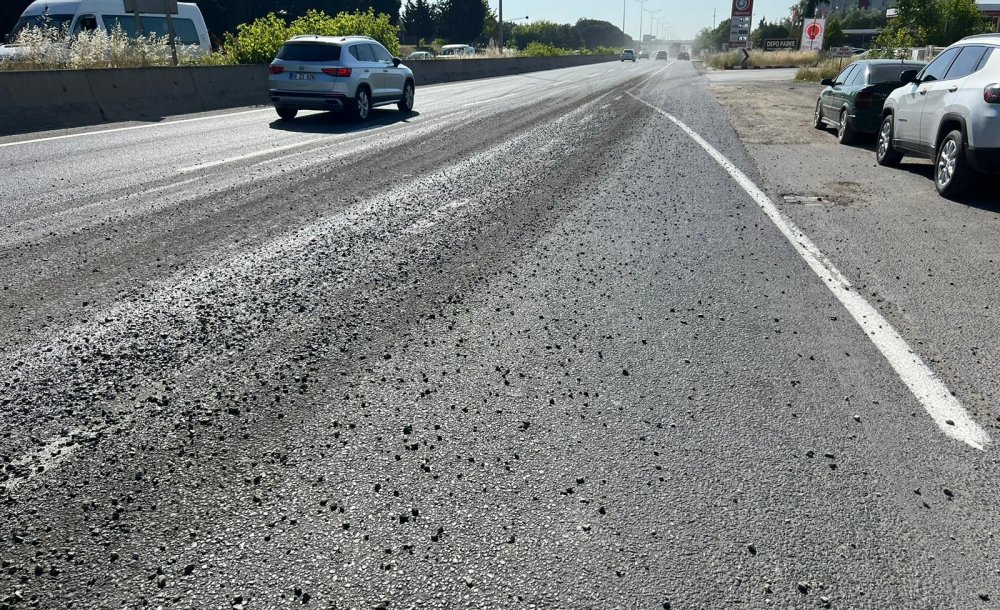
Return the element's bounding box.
[486,0,801,41]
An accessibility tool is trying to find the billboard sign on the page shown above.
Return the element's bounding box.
[728,0,755,48]
[800,18,825,51]
[764,38,799,51]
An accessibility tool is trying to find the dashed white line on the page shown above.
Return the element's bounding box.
[0,108,272,149]
[177,137,328,173]
[628,91,991,451]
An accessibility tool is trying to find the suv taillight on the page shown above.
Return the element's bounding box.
[269,64,284,74]
[985,84,1000,104]
[322,67,352,77]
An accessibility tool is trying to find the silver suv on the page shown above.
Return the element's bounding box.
[268,35,415,122]
[878,34,1000,197]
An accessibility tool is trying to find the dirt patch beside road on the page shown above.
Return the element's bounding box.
[712,80,826,146]
[708,78,930,207]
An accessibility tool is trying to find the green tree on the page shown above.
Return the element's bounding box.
[435,0,489,43]
[750,18,791,49]
[841,7,887,30]
[694,18,731,53]
[575,19,633,49]
[939,0,990,45]
[511,20,581,50]
[222,8,400,65]
[400,0,435,45]
[823,16,845,49]
[875,0,987,47]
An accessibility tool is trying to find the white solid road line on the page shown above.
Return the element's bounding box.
[628,91,992,451]
[632,61,675,89]
[177,137,328,174]
[0,108,272,149]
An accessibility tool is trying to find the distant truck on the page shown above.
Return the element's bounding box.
[669,43,682,57]
[3,0,210,53]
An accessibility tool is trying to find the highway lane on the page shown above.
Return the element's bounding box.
[2,59,1000,608]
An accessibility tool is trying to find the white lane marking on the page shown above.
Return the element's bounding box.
[177,137,327,173]
[628,91,991,451]
[0,108,272,149]
[632,61,674,89]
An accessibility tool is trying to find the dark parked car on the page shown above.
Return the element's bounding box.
[813,59,926,144]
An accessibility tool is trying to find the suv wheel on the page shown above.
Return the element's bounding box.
[837,109,856,145]
[935,130,974,198]
[352,87,371,122]
[398,82,414,112]
[876,116,903,167]
[276,107,298,121]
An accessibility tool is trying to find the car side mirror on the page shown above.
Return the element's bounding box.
[392,57,401,67]
[900,69,920,84]
[820,78,835,86]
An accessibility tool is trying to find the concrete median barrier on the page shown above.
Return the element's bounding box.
[0,70,101,135]
[0,55,617,136]
[189,65,269,111]
[86,67,200,124]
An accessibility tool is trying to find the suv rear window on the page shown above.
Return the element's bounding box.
[869,64,923,83]
[276,43,341,62]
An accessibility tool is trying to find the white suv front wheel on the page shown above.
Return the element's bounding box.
[935,130,973,198]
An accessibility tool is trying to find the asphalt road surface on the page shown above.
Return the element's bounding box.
[2,59,1000,609]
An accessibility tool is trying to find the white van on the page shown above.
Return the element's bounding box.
[438,44,476,58]
[4,0,211,53]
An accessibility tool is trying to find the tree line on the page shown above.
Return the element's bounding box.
[2,0,634,52]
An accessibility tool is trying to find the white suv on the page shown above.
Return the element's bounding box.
[877,35,1000,197]
[268,35,415,122]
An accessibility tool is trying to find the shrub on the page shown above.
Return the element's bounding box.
[705,49,821,69]
[0,24,207,71]
[796,59,857,82]
[520,42,571,57]
[221,9,400,66]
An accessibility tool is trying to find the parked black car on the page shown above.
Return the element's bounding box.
[813,59,926,144]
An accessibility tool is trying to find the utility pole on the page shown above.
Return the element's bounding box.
[634,0,648,48]
[622,0,627,48]
[498,0,504,49]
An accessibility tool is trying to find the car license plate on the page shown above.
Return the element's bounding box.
[290,73,314,81]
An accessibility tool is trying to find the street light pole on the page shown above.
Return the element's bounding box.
[498,0,503,49]
[622,0,627,48]
[634,0,648,48]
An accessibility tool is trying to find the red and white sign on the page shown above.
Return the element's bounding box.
[731,0,754,18]
[728,0,755,48]
[800,18,825,51]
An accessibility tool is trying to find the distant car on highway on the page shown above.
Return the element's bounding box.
[621,48,636,62]
[655,50,668,60]
[814,59,926,145]
[877,35,1000,197]
[638,51,649,60]
[406,51,435,60]
[677,51,690,60]
[268,35,415,122]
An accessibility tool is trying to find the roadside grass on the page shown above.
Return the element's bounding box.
[0,26,212,71]
[705,50,821,70]
[796,58,856,82]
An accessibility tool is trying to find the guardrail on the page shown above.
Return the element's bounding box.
[0,55,616,136]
